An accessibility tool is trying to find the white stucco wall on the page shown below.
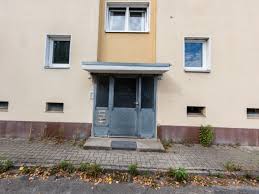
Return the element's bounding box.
[0,0,99,123]
[156,0,259,129]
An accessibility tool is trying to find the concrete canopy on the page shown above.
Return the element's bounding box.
[81,62,171,74]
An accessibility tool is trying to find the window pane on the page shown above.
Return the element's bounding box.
[52,41,70,64]
[114,78,136,108]
[185,42,203,67]
[96,76,109,107]
[46,103,64,112]
[129,8,146,31]
[109,8,126,31]
[141,77,154,109]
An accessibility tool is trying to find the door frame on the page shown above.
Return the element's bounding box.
[92,74,157,138]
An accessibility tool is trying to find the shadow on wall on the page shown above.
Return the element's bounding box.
[0,121,92,140]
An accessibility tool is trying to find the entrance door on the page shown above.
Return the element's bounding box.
[110,77,138,136]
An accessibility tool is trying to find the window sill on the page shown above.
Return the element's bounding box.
[247,116,259,119]
[0,109,8,112]
[187,114,206,118]
[45,65,70,70]
[105,30,150,34]
[184,68,211,73]
[45,111,64,113]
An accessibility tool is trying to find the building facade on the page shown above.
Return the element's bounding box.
[0,0,258,145]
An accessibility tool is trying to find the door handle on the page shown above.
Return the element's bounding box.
[134,102,139,105]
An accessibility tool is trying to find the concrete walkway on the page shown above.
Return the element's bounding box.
[0,138,258,172]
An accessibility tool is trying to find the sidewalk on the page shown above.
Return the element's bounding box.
[0,138,258,173]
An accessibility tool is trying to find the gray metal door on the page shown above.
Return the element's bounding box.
[110,77,139,137]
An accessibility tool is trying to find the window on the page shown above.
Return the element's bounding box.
[247,108,259,119]
[46,103,64,113]
[184,38,210,72]
[106,3,149,32]
[0,101,8,111]
[96,76,109,107]
[45,35,71,68]
[141,77,154,109]
[187,106,206,117]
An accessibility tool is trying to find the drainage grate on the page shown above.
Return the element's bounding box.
[111,141,137,151]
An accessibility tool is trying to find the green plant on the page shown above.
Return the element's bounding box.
[0,159,14,173]
[128,164,138,176]
[199,125,214,147]
[19,165,30,174]
[224,161,242,172]
[78,163,91,172]
[161,140,172,150]
[168,167,188,182]
[58,161,75,173]
[86,163,102,177]
[49,165,59,175]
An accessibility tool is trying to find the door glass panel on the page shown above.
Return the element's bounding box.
[96,76,109,107]
[141,77,154,109]
[114,78,136,108]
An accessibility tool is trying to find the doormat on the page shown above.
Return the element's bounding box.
[111,141,137,151]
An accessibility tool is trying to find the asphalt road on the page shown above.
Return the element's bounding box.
[0,178,258,194]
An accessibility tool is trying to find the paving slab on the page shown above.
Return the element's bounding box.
[84,137,165,152]
[0,138,258,173]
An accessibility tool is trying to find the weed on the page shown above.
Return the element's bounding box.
[58,161,75,173]
[0,159,14,173]
[128,164,138,176]
[168,167,188,182]
[199,125,214,147]
[19,165,30,174]
[224,161,242,172]
[161,140,172,150]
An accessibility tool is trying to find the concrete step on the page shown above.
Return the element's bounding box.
[83,137,165,152]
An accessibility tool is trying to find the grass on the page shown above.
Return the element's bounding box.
[78,163,102,177]
[0,159,14,173]
[224,161,242,172]
[58,161,75,173]
[128,164,138,176]
[168,167,188,182]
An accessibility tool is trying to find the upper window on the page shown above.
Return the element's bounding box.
[0,101,9,112]
[106,3,149,32]
[184,38,210,72]
[45,35,71,68]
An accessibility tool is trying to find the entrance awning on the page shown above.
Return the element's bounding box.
[81,62,171,74]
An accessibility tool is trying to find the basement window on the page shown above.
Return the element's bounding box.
[247,108,259,119]
[0,101,8,111]
[46,103,64,113]
[187,106,206,117]
[106,3,149,32]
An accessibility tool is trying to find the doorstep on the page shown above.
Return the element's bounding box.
[83,137,165,152]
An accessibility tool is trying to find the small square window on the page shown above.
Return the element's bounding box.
[45,35,71,68]
[46,103,64,113]
[0,101,8,112]
[184,38,210,72]
[187,106,206,117]
[106,3,149,32]
[247,108,259,119]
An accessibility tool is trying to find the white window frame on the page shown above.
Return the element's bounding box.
[105,2,150,33]
[184,38,211,72]
[45,35,71,69]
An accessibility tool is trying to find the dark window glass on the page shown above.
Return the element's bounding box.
[0,101,8,111]
[141,77,154,109]
[247,108,259,117]
[96,76,109,107]
[114,78,136,108]
[46,103,64,112]
[52,41,70,64]
[187,106,205,116]
[185,42,203,67]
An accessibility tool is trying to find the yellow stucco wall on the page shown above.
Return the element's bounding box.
[98,0,156,63]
